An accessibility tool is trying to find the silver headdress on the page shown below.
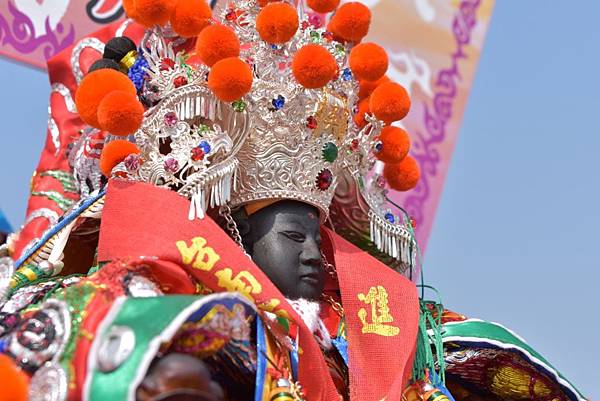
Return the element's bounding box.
[89,0,419,271]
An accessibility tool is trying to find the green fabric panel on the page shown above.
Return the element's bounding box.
[442,320,584,400]
[89,296,201,401]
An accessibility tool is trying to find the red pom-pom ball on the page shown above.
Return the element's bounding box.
[358,75,390,99]
[256,2,299,44]
[384,155,420,191]
[208,57,253,102]
[100,140,141,177]
[329,2,371,42]
[98,91,145,136]
[307,0,340,13]
[350,42,388,81]
[75,69,137,129]
[370,82,411,123]
[0,355,28,401]
[128,0,176,27]
[376,126,410,163]
[353,97,371,128]
[292,45,338,89]
[195,25,240,67]
[171,0,212,37]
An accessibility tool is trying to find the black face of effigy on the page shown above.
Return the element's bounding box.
[239,200,325,301]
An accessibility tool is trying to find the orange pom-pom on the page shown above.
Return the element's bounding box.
[292,45,338,89]
[256,2,299,44]
[75,69,137,129]
[329,2,371,42]
[130,0,176,27]
[326,19,345,43]
[99,140,141,177]
[307,0,340,13]
[358,75,390,99]
[353,97,370,128]
[0,354,28,401]
[195,25,240,67]
[376,126,410,163]
[370,82,411,123]
[208,57,253,102]
[122,0,138,19]
[170,0,212,37]
[97,91,145,136]
[350,42,388,81]
[384,155,420,191]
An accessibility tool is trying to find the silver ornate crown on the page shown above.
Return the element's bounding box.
[99,0,418,269]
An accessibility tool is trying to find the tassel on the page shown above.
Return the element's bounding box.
[411,297,446,384]
[412,307,433,382]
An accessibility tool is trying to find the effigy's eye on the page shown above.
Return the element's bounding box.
[281,231,306,243]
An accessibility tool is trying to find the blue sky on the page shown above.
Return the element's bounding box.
[0,1,598,397]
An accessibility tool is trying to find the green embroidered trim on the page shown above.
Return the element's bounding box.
[40,170,78,193]
[31,191,75,211]
[56,282,98,367]
[10,263,47,294]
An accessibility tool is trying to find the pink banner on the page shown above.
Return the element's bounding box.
[364,0,495,251]
[0,0,125,69]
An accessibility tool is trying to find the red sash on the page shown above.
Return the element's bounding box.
[323,228,419,400]
[98,180,419,400]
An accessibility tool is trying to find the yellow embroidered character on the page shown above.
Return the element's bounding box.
[176,237,221,271]
[357,285,400,337]
[215,268,262,300]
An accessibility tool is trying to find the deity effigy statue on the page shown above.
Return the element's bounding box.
[0,1,589,401]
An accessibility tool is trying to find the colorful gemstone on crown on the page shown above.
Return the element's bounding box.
[272,95,285,110]
[173,76,188,88]
[191,147,205,161]
[160,57,175,71]
[198,141,211,154]
[308,13,322,28]
[232,100,246,112]
[225,8,237,21]
[164,158,179,173]
[322,142,338,162]
[164,112,178,127]
[124,154,140,172]
[316,169,333,191]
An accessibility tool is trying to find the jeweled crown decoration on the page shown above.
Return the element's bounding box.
[73,0,422,265]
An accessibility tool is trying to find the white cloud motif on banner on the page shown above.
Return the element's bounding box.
[387,50,433,98]
[414,0,436,22]
[13,0,70,38]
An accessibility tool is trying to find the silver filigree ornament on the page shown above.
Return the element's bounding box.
[71,37,105,84]
[125,275,163,297]
[0,244,14,305]
[68,129,104,197]
[97,325,136,372]
[28,361,69,401]
[8,299,71,371]
[112,82,251,220]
